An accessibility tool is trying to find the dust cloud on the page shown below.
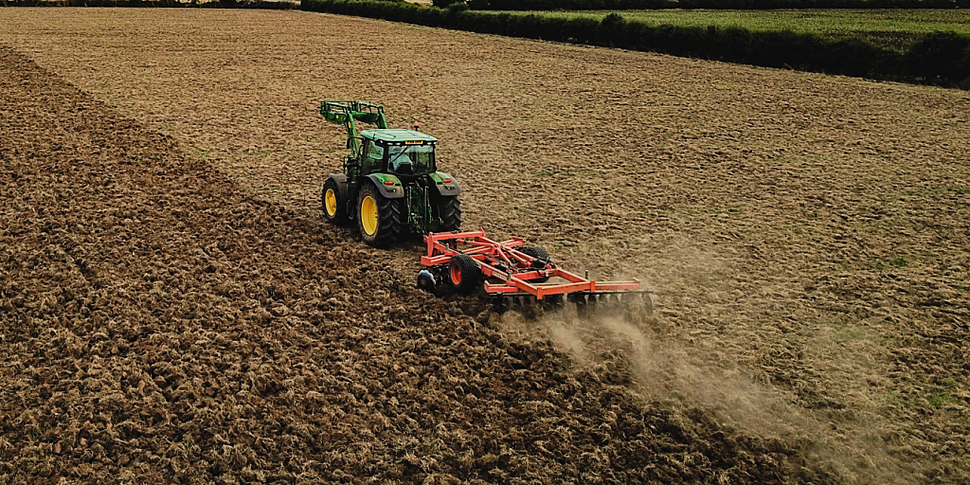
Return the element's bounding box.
[495,302,913,485]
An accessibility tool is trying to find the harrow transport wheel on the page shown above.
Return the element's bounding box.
[519,246,551,283]
[448,253,480,294]
[435,196,462,232]
[322,178,348,224]
[357,184,402,248]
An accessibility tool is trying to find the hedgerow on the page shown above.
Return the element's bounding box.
[469,0,970,9]
[301,0,970,88]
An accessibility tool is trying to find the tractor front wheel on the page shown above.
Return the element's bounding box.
[322,178,348,224]
[357,184,403,248]
[448,254,480,294]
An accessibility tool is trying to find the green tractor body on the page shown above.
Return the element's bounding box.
[320,101,461,247]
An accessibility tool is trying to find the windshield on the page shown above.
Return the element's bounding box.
[387,144,434,175]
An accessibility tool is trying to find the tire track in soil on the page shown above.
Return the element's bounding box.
[0,46,812,483]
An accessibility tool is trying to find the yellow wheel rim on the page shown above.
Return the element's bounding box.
[360,195,378,236]
[325,188,338,217]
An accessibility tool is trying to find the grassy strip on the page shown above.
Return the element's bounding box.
[300,0,970,88]
[528,9,970,50]
[466,0,970,10]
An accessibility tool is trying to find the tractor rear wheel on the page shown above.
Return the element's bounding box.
[435,196,462,232]
[448,253,480,294]
[357,184,402,248]
[322,178,348,224]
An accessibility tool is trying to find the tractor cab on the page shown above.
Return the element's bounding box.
[360,129,437,177]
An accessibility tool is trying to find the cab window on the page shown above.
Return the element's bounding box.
[361,140,385,174]
[388,144,435,175]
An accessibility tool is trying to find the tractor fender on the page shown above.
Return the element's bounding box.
[428,172,461,197]
[364,173,405,199]
[327,173,349,201]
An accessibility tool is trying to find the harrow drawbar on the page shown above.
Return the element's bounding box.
[418,230,653,315]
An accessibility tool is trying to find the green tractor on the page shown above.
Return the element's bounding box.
[319,101,462,247]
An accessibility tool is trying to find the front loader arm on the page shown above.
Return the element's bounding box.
[320,100,388,158]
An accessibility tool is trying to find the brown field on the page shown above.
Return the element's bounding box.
[2,7,969,484]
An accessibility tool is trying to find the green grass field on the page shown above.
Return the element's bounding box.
[503,9,970,50]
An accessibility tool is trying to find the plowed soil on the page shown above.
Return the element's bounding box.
[2,8,970,484]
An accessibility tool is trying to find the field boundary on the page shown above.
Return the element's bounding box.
[462,0,970,11]
[300,0,970,88]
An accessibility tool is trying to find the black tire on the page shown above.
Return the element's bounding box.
[357,183,403,248]
[448,253,480,294]
[322,177,349,224]
[519,246,551,283]
[519,246,550,263]
[435,196,462,232]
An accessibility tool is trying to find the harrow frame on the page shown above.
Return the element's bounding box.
[420,231,650,312]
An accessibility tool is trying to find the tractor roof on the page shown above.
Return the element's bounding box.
[362,128,437,145]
